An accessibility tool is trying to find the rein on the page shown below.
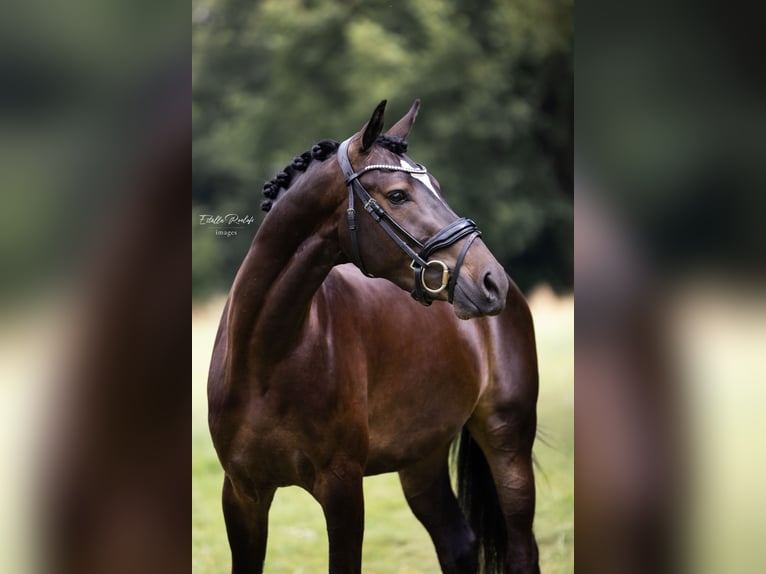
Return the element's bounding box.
[337,137,481,306]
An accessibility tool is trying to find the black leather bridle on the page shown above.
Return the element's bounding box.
[337,137,481,306]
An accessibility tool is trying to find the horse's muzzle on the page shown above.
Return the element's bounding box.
[451,265,509,319]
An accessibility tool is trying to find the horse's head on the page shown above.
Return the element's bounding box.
[336,100,510,319]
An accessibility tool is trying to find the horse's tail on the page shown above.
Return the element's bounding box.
[452,427,508,574]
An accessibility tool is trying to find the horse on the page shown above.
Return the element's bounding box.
[207,99,540,574]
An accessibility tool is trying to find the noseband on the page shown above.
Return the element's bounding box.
[337,137,481,306]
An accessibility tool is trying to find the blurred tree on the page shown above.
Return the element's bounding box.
[192,0,572,297]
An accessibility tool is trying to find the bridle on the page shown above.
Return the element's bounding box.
[337,137,481,306]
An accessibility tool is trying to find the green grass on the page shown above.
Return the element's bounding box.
[192,290,573,573]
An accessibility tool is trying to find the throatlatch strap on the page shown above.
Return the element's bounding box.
[338,139,373,277]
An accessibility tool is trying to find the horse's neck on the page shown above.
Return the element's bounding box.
[227,163,343,365]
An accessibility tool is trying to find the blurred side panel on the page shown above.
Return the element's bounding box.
[0,1,189,573]
[576,0,766,572]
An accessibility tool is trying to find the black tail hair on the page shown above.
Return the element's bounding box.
[452,427,508,574]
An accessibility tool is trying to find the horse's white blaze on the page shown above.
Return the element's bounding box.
[400,158,440,199]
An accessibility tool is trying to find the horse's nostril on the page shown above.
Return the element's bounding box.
[483,272,499,298]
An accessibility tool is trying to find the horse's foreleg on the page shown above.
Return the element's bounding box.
[314,462,365,574]
[221,475,275,574]
[476,416,540,574]
[488,450,539,574]
[399,448,478,574]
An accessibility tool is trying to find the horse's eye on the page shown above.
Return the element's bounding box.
[386,190,408,205]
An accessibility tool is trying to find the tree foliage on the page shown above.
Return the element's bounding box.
[192,0,572,296]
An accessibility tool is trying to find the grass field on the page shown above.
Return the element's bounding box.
[192,289,573,573]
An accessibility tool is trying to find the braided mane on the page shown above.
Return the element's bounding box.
[260,135,409,212]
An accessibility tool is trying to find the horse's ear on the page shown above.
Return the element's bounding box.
[360,100,387,153]
[385,99,420,139]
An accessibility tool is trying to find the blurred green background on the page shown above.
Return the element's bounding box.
[192,0,573,298]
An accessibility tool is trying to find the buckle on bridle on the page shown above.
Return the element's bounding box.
[410,259,450,295]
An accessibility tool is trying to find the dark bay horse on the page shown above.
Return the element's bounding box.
[208,100,540,574]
